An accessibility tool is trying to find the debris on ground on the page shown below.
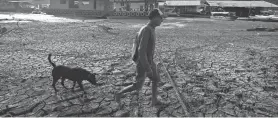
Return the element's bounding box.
[246,27,278,32]
[0,27,7,34]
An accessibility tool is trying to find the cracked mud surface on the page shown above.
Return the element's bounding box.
[1,16,278,117]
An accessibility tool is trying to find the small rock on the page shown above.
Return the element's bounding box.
[254,108,272,117]
[32,102,46,115]
[109,102,119,111]
[94,67,103,73]
[0,85,8,91]
[9,95,29,104]
[21,79,27,83]
[162,83,173,91]
[115,82,133,86]
[59,105,81,116]
[195,75,206,81]
[31,90,46,97]
[3,113,13,117]
[111,62,120,67]
[272,93,278,99]
[89,101,100,109]
[52,105,65,112]
[115,110,130,117]
[235,68,246,73]
[253,87,263,92]
[16,88,27,95]
[207,82,218,91]
[1,27,7,34]
[0,91,8,96]
[235,92,243,99]
[0,96,5,102]
[96,106,112,116]
[45,112,59,117]
[245,99,255,104]
[125,72,136,79]
[192,87,203,93]
[8,102,39,116]
[144,89,152,96]
[263,86,276,92]
[112,69,122,75]
[233,111,245,117]
[204,97,214,105]
[44,96,60,105]
[82,104,94,113]
[25,89,35,96]
[69,97,84,105]
[32,109,48,117]
[205,71,215,77]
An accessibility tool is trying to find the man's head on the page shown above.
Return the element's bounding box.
[148,8,164,27]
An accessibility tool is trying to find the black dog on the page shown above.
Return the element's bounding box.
[48,54,97,94]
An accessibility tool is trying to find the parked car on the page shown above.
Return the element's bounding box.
[249,10,278,22]
[32,8,43,14]
[210,12,238,21]
[269,11,278,22]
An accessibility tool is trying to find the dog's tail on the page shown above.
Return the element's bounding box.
[48,54,56,67]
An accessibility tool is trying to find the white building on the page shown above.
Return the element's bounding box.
[49,0,113,11]
[111,0,165,11]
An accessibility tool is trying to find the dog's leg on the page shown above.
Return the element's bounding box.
[61,78,67,89]
[72,81,76,92]
[52,77,59,93]
[77,81,86,94]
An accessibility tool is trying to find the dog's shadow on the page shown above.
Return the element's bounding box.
[54,92,97,105]
[53,81,106,104]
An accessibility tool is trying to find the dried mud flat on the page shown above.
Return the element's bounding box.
[1,15,278,117]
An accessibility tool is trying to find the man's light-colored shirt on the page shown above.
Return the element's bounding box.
[132,24,156,72]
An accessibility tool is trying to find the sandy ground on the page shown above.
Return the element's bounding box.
[1,13,278,117]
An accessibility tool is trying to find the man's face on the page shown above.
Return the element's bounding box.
[152,16,163,26]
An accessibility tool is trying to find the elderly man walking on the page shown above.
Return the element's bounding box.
[115,8,165,107]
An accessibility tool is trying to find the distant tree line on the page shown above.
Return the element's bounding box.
[166,0,278,5]
[232,0,278,5]
[263,0,278,5]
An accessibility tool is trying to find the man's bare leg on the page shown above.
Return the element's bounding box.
[150,63,163,106]
[151,79,166,107]
[115,84,136,104]
[115,75,145,104]
[151,80,158,105]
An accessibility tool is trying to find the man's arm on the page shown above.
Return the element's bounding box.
[138,27,152,72]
